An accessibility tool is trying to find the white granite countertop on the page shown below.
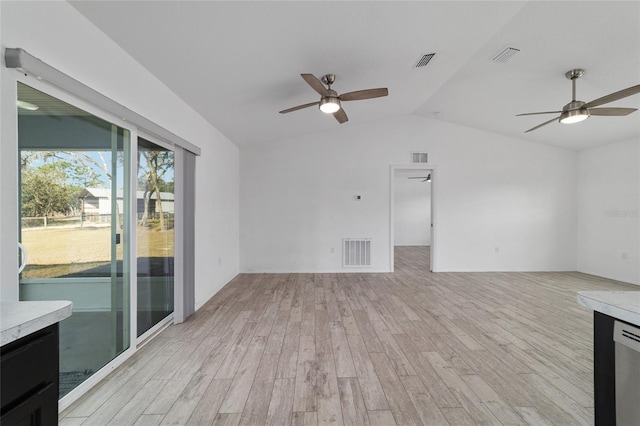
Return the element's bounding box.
[1,300,73,346]
[577,291,640,326]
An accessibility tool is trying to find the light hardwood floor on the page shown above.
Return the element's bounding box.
[60,246,637,425]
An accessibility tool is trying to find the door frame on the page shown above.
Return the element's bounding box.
[389,164,438,272]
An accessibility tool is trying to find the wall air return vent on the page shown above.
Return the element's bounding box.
[492,47,520,63]
[343,239,372,267]
[411,152,428,164]
[414,53,436,68]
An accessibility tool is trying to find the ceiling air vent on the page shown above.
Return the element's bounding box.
[492,47,520,63]
[411,152,428,164]
[414,53,436,68]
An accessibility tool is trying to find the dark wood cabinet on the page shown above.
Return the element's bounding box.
[1,324,59,426]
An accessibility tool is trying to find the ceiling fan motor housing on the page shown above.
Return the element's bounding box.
[563,100,586,111]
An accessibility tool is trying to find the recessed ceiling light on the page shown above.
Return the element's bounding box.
[17,100,39,111]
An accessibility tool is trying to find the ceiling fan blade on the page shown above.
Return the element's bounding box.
[407,177,429,179]
[279,101,320,114]
[333,108,348,124]
[524,116,560,133]
[301,74,329,96]
[516,111,562,116]
[339,88,388,101]
[588,107,637,116]
[584,84,640,108]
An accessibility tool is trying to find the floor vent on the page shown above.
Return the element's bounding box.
[343,238,372,267]
[411,152,428,164]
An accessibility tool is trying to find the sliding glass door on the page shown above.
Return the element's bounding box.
[15,79,181,403]
[17,82,131,397]
[136,137,175,338]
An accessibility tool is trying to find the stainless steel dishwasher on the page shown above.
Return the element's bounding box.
[614,320,640,425]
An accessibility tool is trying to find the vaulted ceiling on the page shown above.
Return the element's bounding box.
[71,1,640,150]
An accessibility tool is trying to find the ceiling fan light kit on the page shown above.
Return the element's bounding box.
[319,96,340,113]
[517,68,640,132]
[279,73,388,124]
[560,105,589,124]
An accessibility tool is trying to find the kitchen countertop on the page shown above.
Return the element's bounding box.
[1,300,73,346]
[577,291,640,326]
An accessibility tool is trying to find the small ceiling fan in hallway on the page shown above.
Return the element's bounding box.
[279,74,388,124]
[517,69,640,133]
[408,174,431,182]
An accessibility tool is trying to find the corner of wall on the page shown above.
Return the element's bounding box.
[575,138,640,285]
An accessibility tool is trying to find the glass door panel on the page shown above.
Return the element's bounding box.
[17,82,130,397]
[136,137,174,337]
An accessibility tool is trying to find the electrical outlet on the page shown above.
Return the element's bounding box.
[622,252,628,260]
[494,247,500,253]
[218,257,222,265]
[330,248,335,254]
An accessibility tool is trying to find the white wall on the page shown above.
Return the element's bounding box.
[240,115,577,273]
[0,1,239,306]
[194,133,240,308]
[394,173,431,246]
[576,138,640,285]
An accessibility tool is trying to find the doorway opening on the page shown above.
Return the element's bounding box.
[390,166,435,273]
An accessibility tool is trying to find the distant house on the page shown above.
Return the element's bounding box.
[78,188,175,217]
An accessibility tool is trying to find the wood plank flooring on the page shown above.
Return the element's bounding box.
[60,246,638,425]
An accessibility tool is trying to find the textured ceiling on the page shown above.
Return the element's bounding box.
[70,1,640,150]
